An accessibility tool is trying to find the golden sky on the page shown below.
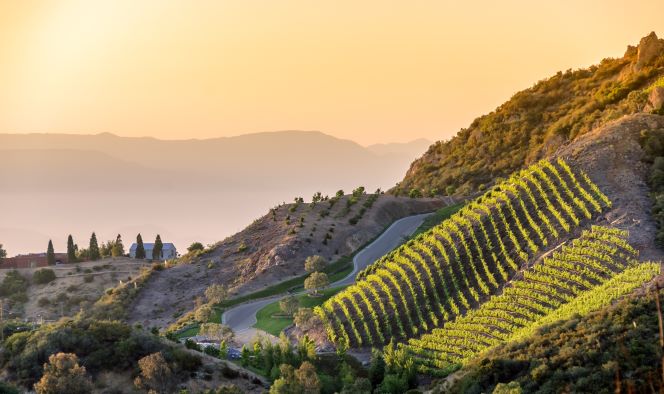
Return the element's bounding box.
[1,1,663,145]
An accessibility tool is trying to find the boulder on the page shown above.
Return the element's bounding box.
[649,86,664,113]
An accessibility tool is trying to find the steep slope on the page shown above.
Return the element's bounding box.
[127,193,444,328]
[317,158,612,348]
[439,285,664,393]
[314,113,664,383]
[395,32,664,197]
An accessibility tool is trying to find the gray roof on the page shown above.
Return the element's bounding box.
[129,243,176,250]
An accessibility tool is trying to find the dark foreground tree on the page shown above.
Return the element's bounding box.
[112,234,125,257]
[46,240,55,265]
[135,233,146,259]
[88,232,100,261]
[152,234,163,260]
[66,235,76,263]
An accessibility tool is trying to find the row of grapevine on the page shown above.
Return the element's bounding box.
[406,226,645,374]
[315,158,611,347]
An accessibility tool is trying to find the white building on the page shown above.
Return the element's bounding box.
[129,242,177,260]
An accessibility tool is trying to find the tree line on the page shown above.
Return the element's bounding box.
[39,233,167,264]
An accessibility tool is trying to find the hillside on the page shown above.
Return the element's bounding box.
[0,258,152,322]
[126,193,444,329]
[309,112,664,392]
[395,32,664,197]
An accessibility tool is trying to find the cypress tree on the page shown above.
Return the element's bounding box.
[46,240,55,265]
[112,234,125,257]
[67,235,76,263]
[152,234,163,260]
[135,234,146,259]
[89,232,100,261]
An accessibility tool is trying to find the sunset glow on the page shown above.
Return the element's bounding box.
[1,0,662,144]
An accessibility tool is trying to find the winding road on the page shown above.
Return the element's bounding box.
[221,212,432,341]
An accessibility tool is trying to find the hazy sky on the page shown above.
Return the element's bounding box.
[1,1,663,145]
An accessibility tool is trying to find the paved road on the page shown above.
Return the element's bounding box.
[221,212,432,336]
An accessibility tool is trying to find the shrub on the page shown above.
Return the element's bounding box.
[33,268,57,285]
[187,242,205,253]
[34,353,93,394]
[237,243,248,253]
[37,297,50,307]
[0,270,28,297]
[184,339,202,352]
[204,346,219,357]
[84,274,94,283]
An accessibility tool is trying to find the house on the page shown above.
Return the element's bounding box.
[129,243,177,260]
[0,253,68,269]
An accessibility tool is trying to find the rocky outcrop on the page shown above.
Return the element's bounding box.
[634,32,664,71]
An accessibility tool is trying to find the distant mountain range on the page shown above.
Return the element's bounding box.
[0,131,430,192]
[0,131,430,255]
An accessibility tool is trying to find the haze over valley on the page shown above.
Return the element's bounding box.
[0,131,430,255]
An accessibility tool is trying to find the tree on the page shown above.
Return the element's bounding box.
[341,377,372,394]
[188,242,204,253]
[369,348,386,387]
[34,352,93,394]
[88,232,100,261]
[294,307,319,330]
[304,255,327,273]
[135,233,146,259]
[152,234,163,260]
[296,335,316,363]
[46,240,55,265]
[295,361,321,394]
[199,323,235,343]
[270,364,302,394]
[66,235,76,263]
[279,295,299,316]
[195,304,213,323]
[134,352,173,394]
[493,382,523,394]
[112,234,124,257]
[0,243,6,260]
[219,340,229,359]
[241,345,250,367]
[205,284,228,304]
[304,272,329,296]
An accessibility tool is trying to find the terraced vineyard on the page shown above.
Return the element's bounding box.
[407,226,660,375]
[315,158,611,347]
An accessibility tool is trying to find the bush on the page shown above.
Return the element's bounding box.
[37,297,50,307]
[84,274,94,283]
[185,339,202,352]
[204,346,219,357]
[0,270,28,297]
[32,268,57,285]
[187,242,205,253]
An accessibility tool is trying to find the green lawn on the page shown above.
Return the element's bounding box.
[253,286,346,336]
[174,306,224,339]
